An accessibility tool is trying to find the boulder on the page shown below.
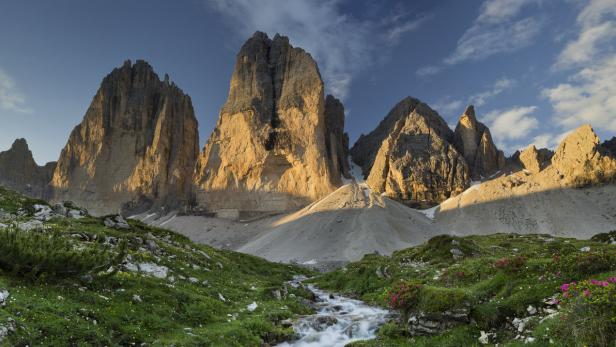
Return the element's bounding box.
[352,97,470,207]
[193,32,345,216]
[104,215,130,229]
[453,105,505,179]
[0,139,55,198]
[408,306,471,336]
[50,60,199,215]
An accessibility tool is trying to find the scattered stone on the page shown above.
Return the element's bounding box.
[479,330,490,345]
[246,302,258,312]
[104,215,130,229]
[188,277,198,284]
[132,295,142,303]
[527,305,537,315]
[18,219,44,231]
[218,293,226,302]
[580,246,590,252]
[0,290,9,306]
[33,204,54,221]
[450,248,464,259]
[68,209,85,219]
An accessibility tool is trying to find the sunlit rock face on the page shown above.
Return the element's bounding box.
[0,139,55,198]
[517,145,553,174]
[452,105,505,179]
[193,32,345,216]
[551,124,616,186]
[50,60,199,215]
[351,97,470,208]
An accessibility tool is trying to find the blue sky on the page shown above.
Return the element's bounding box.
[1,0,615,164]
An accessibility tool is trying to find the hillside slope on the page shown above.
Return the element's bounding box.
[0,186,312,346]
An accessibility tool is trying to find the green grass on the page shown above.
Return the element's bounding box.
[312,233,616,346]
[0,187,315,346]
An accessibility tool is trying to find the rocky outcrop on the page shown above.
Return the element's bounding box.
[602,137,616,155]
[0,139,55,198]
[351,97,470,207]
[50,60,199,215]
[518,145,546,173]
[324,95,351,179]
[193,32,343,217]
[551,124,616,186]
[453,105,505,179]
[408,306,471,336]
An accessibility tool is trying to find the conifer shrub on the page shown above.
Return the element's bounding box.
[0,227,126,279]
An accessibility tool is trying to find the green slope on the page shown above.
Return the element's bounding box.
[0,187,313,346]
[312,233,616,347]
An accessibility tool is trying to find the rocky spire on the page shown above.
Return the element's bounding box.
[0,138,56,198]
[324,94,351,179]
[453,105,505,179]
[50,60,199,215]
[352,97,470,207]
[193,32,344,217]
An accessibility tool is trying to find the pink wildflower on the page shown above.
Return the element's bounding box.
[560,283,570,292]
[583,289,591,297]
[608,277,616,283]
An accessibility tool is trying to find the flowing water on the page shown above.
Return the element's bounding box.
[277,278,390,347]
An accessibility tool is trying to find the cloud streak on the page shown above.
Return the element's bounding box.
[207,0,428,100]
[418,0,543,75]
[0,68,30,113]
[544,0,616,134]
[554,0,616,69]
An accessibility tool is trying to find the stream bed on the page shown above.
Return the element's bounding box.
[277,278,391,347]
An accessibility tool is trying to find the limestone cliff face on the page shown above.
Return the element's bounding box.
[453,105,505,179]
[0,139,55,198]
[193,32,343,215]
[324,95,351,179]
[50,60,199,215]
[550,124,616,186]
[351,97,470,207]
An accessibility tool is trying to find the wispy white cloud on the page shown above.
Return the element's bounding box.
[207,0,428,100]
[543,55,616,132]
[485,106,539,142]
[444,16,542,65]
[0,68,30,113]
[529,130,572,150]
[432,98,464,117]
[477,0,540,23]
[543,0,616,134]
[416,65,442,77]
[554,0,616,69]
[469,78,516,106]
[417,0,543,75]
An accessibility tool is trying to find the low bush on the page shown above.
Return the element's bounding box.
[493,255,526,272]
[556,277,616,346]
[0,227,126,279]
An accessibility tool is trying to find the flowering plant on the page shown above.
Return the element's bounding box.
[556,277,616,345]
[493,255,526,272]
[385,281,422,311]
